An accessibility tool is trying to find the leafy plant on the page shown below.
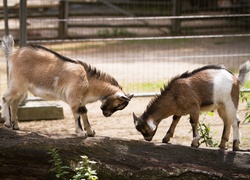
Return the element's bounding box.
[48,149,98,180]
[192,112,218,147]
[72,155,98,180]
[241,92,250,123]
[48,148,70,180]
[198,112,218,147]
[244,101,250,123]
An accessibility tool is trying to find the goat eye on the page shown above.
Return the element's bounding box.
[116,102,128,110]
[116,105,124,110]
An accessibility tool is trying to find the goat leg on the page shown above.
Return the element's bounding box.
[162,115,181,143]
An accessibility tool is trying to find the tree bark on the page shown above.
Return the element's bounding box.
[0,128,250,180]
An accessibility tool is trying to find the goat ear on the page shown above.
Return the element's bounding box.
[126,94,134,100]
[119,94,133,102]
[133,112,142,126]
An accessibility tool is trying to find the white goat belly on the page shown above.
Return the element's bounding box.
[28,85,59,100]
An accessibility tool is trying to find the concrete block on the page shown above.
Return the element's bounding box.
[0,101,64,122]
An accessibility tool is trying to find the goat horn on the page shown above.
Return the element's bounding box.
[119,94,133,101]
[126,94,134,100]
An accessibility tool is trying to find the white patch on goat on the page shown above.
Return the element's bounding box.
[213,70,239,139]
[147,119,156,131]
[213,70,233,105]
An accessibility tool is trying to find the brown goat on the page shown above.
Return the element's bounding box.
[133,62,250,151]
[1,35,133,137]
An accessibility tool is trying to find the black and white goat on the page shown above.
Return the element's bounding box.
[1,35,133,137]
[133,62,250,151]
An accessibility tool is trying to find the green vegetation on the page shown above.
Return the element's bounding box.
[245,102,250,123]
[122,80,166,93]
[48,148,70,180]
[45,41,111,52]
[198,112,219,147]
[97,28,136,38]
[123,80,250,94]
[241,92,250,123]
[189,112,218,148]
[243,81,250,89]
[72,156,98,180]
[48,148,98,180]
[122,38,190,46]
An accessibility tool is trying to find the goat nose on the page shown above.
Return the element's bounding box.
[103,111,112,117]
[144,136,153,141]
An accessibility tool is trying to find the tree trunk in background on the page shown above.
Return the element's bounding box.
[0,128,250,180]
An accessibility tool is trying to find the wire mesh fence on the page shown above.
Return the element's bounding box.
[0,0,250,95]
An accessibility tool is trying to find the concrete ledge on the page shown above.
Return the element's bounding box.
[0,101,64,122]
[17,104,64,121]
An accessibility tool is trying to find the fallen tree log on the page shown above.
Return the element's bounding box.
[0,128,250,180]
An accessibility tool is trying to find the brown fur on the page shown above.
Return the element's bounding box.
[1,35,133,137]
[134,62,250,151]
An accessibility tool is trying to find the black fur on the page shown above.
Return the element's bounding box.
[27,44,77,64]
[77,116,83,131]
[78,106,87,114]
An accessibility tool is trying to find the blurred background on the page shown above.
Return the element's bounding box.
[0,0,250,95]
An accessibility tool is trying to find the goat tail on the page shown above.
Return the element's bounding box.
[238,60,250,85]
[1,35,15,59]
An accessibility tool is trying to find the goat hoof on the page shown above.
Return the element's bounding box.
[233,147,240,151]
[233,139,240,151]
[218,144,227,150]
[4,123,12,129]
[12,125,19,130]
[162,137,170,144]
[87,130,95,137]
[191,142,200,148]
[77,132,88,139]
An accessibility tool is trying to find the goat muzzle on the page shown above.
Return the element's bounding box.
[144,136,153,141]
[103,111,112,117]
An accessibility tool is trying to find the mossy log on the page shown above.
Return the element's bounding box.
[0,128,250,180]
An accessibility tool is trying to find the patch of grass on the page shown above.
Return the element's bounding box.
[44,41,114,52]
[42,38,192,53]
[122,80,166,93]
[97,28,136,38]
[122,38,190,46]
[243,81,250,89]
[213,41,225,45]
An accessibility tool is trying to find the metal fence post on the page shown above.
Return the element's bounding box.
[19,0,27,105]
[172,0,181,35]
[3,0,9,36]
[59,0,69,38]
[3,0,9,87]
[20,0,27,47]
